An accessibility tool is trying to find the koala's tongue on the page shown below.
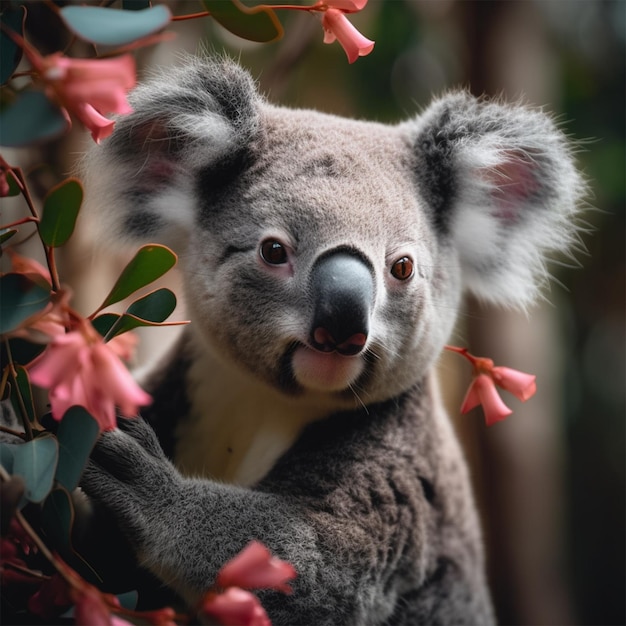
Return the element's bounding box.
[291,345,364,393]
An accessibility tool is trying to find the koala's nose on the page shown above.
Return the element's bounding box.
[309,251,374,356]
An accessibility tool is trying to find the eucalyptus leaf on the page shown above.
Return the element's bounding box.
[103,288,179,338]
[4,170,21,196]
[1,4,25,85]
[0,435,58,506]
[203,0,283,43]
[60,5,171,47]
[0,337,46,369]
[39,178,83,247]
[9,365,36,425]
[98,244,177,310]
[41,487,102,583]
[0,273,50,335]
[0,228,18,245]
[55,406,100,492]
[91,313,119,338]
[0,91,69,147]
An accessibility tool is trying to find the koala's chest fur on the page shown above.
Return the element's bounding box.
[171,334,350,485]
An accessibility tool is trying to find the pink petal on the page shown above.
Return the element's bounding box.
[201,588,270,626]
[460,377,482,414]
[28,332,86,390]
[491,366,537,402]
[73,103,115,143]
[73,585,114,626]
[90,342,152,417]
[321,9,374,63]
[471,374,513,426]
[217,541,296,594]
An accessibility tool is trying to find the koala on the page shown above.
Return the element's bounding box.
[79,56,585,625]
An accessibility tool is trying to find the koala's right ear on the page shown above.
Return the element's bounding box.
[81,57,260,251]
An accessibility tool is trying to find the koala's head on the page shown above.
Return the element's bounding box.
[83,57,585,409]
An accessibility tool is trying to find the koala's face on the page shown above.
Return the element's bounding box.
[182,109,460,407]
[83,58,584,410]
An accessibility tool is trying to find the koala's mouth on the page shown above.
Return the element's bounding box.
[290,343,365,393]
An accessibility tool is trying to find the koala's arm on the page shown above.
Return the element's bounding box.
[81,383,493,626]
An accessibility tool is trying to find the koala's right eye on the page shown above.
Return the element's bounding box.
[260,240,288,265]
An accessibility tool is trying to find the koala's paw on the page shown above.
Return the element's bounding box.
[80,417,184,553]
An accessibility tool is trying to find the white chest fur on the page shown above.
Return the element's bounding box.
[174,349,336,487]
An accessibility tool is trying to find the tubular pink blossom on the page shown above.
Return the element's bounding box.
[90,342,152,417]
[321,8,374,63]
[28,326,151,431]
[32,52,136,142]
[73,103,116,143]
[491,366,537,402]
[217,541,296,594]
[461,374,513,426]
[201,587,270,626]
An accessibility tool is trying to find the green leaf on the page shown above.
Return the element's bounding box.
[9,365,36,425]
[0,228,18,245]
[91,313,119,338]
[41,487,102,583]
[60,5,171,47]
[55,407,100,492]
[0,273,50,335]
[117,591,139,610]
[0,91,69,147]
[1,4,25,85]
[123,0,151,10]
[103,288,179,338]
[0,337,46,369]
[4,169,20,196]
[39,178,83,247]
[98,244,177,310]
[0,435,58,506]
[203,0,283,43]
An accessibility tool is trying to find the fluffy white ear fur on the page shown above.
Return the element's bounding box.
[80,57,260,252]
[407,93,587,308]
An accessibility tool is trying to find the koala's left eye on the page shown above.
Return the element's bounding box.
[260,239,288,265]
[391,256,414,280]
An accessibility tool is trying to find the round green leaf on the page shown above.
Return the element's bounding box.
[1,4,25,85]
[203,0,283,43]
[40,178,83,247]
[55,406,100,492]
[0,91,69,147]
[0,273,51,335]
[99,244,177,310]
[60,5,171,47]
[0,435,58,506]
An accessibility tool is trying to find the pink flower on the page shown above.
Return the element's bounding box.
[321,9,374,63]
[460,374,513,426]
[200,587,270,626]
[28,322,151,431]
[27,51,136,143]
[217,541,296,594]
[445,346,537,426]
[310,0,374,63]
[491,366,537,402]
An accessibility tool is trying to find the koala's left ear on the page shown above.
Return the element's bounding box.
[403,92,587,307]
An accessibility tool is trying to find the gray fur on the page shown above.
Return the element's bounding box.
[79,57,586,624]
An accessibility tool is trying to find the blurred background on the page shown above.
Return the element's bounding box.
[14,1,626,624]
